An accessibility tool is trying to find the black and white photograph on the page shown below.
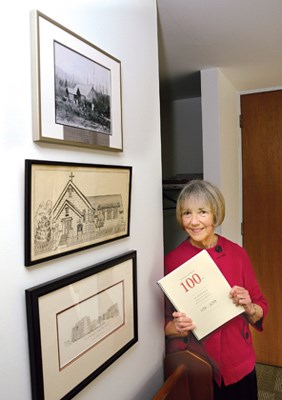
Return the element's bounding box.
[54,42,111,137]
[31,10,123,151]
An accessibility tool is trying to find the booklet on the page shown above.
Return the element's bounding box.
[158,250,244,340]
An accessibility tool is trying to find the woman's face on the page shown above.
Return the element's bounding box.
[181,198,215,248]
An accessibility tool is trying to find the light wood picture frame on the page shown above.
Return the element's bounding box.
[31,10,123,151]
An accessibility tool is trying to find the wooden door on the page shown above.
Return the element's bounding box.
[241,90,282,366]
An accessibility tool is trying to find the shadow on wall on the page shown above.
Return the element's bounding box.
[159,71,201,101]
[134,367,165,400]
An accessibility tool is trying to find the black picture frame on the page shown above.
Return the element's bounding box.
[25,159,132,266]
[26,250,138,400]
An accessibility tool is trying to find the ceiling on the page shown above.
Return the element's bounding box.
[157,0,282,99]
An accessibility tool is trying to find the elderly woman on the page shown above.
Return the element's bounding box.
[164,180,268,400]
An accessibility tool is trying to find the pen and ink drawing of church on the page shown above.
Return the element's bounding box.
[33,172,126,256]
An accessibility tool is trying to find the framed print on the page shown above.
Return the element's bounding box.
[26,250,138,400]
[25,159,132,266]
[31,10,123,151]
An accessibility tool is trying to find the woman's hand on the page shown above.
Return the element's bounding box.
[165,311,195,337]
[230,285,263,323]
[165,311,196,337]
[230,285,252,308]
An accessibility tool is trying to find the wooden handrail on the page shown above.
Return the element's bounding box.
[152,364,190,400]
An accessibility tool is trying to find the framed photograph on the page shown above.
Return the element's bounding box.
[25,159,132,266]
[26,250,138,400]
[31,10,123,151]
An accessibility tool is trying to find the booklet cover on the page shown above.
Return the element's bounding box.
[158,250,244,340]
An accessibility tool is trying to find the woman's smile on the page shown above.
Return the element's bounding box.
[181,200,216,248]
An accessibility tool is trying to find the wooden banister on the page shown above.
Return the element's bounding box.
[164,350,214,400]
[152,364,190,400]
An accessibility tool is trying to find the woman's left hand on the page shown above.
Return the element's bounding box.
[230,285,252,308]
[230,285,263,323]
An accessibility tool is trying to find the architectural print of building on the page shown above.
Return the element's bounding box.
[34,173,126,255]
[71,303,120,343]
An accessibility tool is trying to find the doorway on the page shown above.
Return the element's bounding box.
[241,90,282,366]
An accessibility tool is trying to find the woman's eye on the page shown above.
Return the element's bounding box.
[182,211,191,216]
[199,210,207,215]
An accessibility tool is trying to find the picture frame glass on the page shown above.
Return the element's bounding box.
[32,10,123,151]
[25,160,132,266]
[26,251,137,400]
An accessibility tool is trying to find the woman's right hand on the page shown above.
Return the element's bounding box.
[165,311,196,337]
[172,311,196,334]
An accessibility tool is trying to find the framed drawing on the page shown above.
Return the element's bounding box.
[26,250,138,400]
[31,10,123,151]
[25,159,132,266]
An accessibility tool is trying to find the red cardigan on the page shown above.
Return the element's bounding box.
[164,235,268,386]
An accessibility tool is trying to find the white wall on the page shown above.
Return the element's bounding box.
[0,1,164,399]
[201,68,241,244]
